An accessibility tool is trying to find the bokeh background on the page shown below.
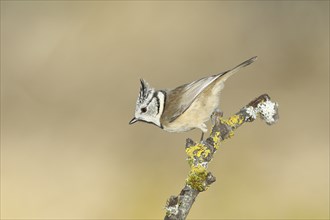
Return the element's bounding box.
[1,1,329,219]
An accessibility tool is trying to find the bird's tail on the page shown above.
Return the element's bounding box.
[219,56,257,81]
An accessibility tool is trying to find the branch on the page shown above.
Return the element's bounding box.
[164,94,279,220]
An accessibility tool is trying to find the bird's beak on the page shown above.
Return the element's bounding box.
[129,117,138,125]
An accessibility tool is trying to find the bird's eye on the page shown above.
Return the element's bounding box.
[141,107,147,113]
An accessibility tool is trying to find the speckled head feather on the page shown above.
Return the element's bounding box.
[130,79,165,128]
[138,79,151,104]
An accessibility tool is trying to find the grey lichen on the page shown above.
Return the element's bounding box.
[244,99,279,125]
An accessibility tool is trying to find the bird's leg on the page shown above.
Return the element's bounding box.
[211,108,223,125]
[199,123,207,142]
[200,132,204,142]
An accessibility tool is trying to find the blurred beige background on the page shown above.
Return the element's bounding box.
[1,1,329,219]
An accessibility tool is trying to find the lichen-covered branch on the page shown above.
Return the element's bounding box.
[164,94,279,220]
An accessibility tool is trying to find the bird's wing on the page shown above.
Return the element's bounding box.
[163,74,221,123]
[163,56,257,123]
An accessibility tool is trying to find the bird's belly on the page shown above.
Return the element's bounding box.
[163,89,221,133]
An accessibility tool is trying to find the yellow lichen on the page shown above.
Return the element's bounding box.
[203,148,211,158]
[212,131,221,149]
[185,143,210,161]
[186,164,208,191]
[228,130,235,138]
[185,143,211,191]
[185,144,201,157]
[226,114,244,128]
[216,115,243,139]
[184,114,246,192]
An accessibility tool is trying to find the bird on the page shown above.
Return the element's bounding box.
[129,56,257,133]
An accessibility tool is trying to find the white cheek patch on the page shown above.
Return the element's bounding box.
[148,98,159,116]
[157,92,165,117]
[146,92,165,127]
